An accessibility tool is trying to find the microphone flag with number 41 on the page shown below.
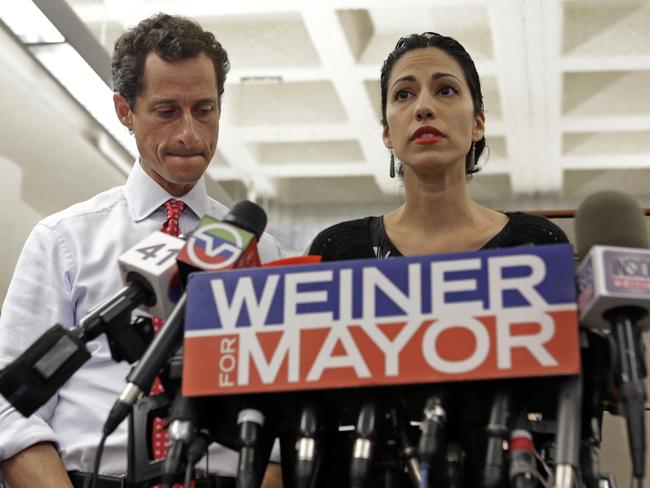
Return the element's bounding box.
[182,243,580,396]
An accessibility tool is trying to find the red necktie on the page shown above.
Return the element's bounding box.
[151,200,186,486]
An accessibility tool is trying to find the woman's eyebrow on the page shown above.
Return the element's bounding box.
[391,72,461,88]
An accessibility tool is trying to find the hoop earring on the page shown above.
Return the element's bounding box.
[389,152,396,178]
[465,141,476,173]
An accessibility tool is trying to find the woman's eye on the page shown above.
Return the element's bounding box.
[395,89,411,101]
[438,85,457,96]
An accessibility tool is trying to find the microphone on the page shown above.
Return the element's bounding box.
[176,200,266,280]
[418,394,447,484]
[116,230,186,319]
[575,191,649,262]
[508,427,536,488]
[391,404,421,488]
[103,201,268,436]
[0,231,184,417]
[575,190,649,481]
[295,404,319,488]
[445,443,465,488]
[103,293,187,436]
[236,408,265,488]
[161,393,198,488]
[482,390,512,488]
[186,428,211,467]
[350,401,378,488]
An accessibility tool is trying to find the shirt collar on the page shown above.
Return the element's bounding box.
[124,160,209,222]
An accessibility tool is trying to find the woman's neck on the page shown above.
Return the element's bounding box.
[383,167,508,255]
[391,169,477,231]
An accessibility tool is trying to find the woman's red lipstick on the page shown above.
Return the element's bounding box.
[411,126,444,144]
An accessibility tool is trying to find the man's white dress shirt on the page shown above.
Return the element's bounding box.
[0,162,283,478]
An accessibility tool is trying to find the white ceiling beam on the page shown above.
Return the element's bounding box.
[210,163,372,180]
[562,116,650,133]
[534,0,564,193]
[226,121,507,144]
[563,154,650,170]
[299,5,389,192]
[485,119,506,137]
[480,159,510,175]
[70,0,304,23]
[32,0,112,86]
[206,166,244,181]
[229,63,498,84]
[229,67,327,83]
[229,123,377,143]
[328,0,487,7]
[72,0,489,24]
[210,159,519,180]
[217,121,277,198]
[488,0,564,194]
[562,55,650,73]
[488,0,536,194]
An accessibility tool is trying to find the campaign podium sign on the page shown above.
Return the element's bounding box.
[182,243,579,396]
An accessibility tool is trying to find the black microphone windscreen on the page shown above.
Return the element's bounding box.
[224,201,267,239]
[574,190,649,262]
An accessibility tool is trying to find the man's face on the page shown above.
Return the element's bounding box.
[114,52,220,196]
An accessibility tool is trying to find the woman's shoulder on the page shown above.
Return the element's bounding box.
[307,217,378,261]
[487,211,570,248]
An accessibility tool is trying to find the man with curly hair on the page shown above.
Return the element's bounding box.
[0,13,283,487]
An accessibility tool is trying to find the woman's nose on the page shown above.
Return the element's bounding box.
[414,93,435,121]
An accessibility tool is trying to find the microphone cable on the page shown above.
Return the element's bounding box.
[185,430,210,488]
[419,468,428,488]
[388,403,421,488]
[508,425,551,488]
[184,463,192,488]
[418,395,446,488]
[631,476,644,488]
[88,431,109,488]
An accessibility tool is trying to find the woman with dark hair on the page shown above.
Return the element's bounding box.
[308,32,567,260]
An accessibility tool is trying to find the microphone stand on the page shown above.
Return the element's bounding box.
[553,375,582,488]
[295,403,320,488]
[607,307,647,483]
[104,293,187,436]
[350,401,378,488]
[483,389,511,488]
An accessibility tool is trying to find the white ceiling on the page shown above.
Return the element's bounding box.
[1,0,650,264]
[8,0,650,209]
[0,5,649,480]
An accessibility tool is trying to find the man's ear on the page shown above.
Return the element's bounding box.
[382,125,393,150]
[113,92,134,129]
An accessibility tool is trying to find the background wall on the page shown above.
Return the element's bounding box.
[1,1,650,484]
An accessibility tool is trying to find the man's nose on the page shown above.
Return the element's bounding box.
[177,111,198,146]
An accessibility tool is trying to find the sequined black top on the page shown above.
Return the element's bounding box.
[308,212,569,261]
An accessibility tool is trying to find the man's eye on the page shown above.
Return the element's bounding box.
[157,109,175,118]
[197,105,213,115]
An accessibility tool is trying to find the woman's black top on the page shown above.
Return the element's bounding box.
[308,212,569,261]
